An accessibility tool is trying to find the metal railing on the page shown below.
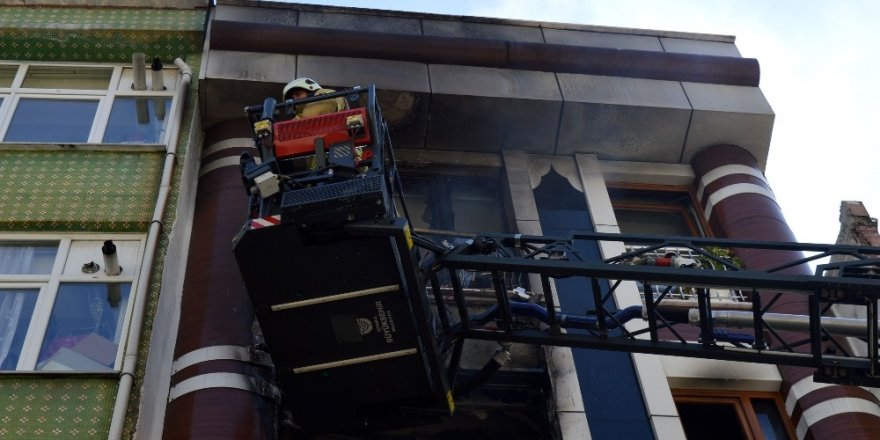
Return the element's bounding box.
[417,230,880,386]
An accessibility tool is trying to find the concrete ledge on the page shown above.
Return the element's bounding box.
[422,19,545,42]
[427,65,561,153]
[661,37,741,56]
[680,81,775,170]
[598,160,695,186]
[427,95,561,153]
[557,102,690,161]
[296,55,430,92]
[205,50,296,83]
[298,9,422,34]
[662,356,783,391]
[214,4,298,25]
[430,64,562,100]
[544,28,663,51]
[557,74,691,161]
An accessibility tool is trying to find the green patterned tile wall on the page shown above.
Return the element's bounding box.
[0,7,206,63]
[0,5,207,437]
[0,150,162,232]
[0,377,118,440]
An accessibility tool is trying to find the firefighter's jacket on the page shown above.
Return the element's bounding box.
[295,88,347,118]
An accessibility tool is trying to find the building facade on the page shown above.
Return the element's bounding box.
[2,1,879,439]
[0,2,207,440]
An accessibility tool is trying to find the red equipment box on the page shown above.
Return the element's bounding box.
[274,108,372,159]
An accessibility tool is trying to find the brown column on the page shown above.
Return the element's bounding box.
[162,121,275,439]
[692,144,880,439]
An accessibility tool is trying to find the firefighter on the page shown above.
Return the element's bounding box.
[282,77,347,118]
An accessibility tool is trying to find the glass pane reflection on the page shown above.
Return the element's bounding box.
[103,97,170,144]
[5,98,98,142]
[0,242,58,274]
[37,283,131,371]
[22,66,113,90]
[0,289,38,370]
[0,65,15,88]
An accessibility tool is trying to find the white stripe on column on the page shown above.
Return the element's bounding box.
[202,137,255,159]
[784,376,833,415]
[795,397,880,440]
[704,183,776,221]
[199,156,241,177]
[697,164,768,201]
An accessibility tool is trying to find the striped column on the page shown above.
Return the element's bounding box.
[162,121,276,439]
[692,144,880,440]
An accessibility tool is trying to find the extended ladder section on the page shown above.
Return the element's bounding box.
[421,230,880,387]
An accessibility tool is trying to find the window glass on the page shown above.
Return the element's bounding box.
[677,402,747,440]
[609,187,703,237]
[0,242,58,274]
[5,98,98,142]
[0,288,38,370]
[400,175,506,234]
[36,283,131,371]
[21,66,113,90]
[614,208,695,236]
[102,97,170,143]
[398,174,508,291]
[0,65,15,87]
[753,398,791,440]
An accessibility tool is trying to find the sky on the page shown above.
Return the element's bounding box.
[288,0,880,247]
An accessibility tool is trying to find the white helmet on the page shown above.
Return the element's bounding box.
[283,77,321,100]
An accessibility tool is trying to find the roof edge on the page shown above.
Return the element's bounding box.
[216,0,737,43]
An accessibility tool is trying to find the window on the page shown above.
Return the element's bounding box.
[673,389,795,440]
[0,65,16,87]
[103,97,171,143]
[0,236,143,372]
[0,288,38,370]
[0,62,177,145]
[631,245,747,303]
[608,184,747,302]
[6,98,100,142]
[398,174,507,234]
[398,172,512,292]
[608,185,706,237]
[21,65,113,90]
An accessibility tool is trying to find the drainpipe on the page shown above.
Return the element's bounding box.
[107,57,193,440]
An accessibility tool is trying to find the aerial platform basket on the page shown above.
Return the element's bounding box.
[233,219,450,431]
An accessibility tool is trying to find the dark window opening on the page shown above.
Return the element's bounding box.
[674,390,795,440]
[677,402,749,440]
[608,185,706,237]
[398,175,507,234]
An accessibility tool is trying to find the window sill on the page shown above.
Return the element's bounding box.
[0,370,121,378]
[0,142,166,152]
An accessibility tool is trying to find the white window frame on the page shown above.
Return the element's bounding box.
[0,61,177,146]
[1,93,106,143]
[0,233,145,372]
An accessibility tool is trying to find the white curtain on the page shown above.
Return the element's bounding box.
[0,245,35,369]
